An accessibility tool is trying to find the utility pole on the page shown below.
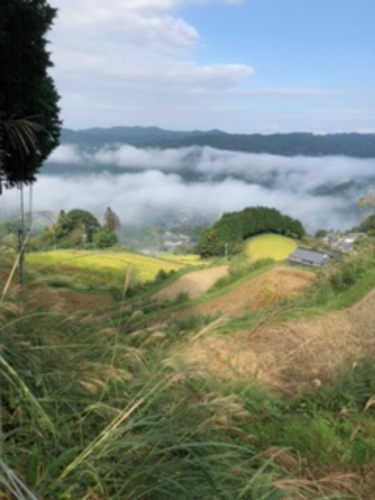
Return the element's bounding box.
[224,242,228,260]
[18,183,25,288]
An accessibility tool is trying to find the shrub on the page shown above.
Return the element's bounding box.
[329,259,365,291]
[94,229,117,248]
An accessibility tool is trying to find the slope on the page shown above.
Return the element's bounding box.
[179,286,375,394]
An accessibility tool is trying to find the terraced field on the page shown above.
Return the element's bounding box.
[157,254,205,266]
[246,234,297,261]
[27,250,194,282]
[172,267,315,319]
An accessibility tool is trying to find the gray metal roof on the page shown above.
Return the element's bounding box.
[289,248,331,265]
[338,241,352,251]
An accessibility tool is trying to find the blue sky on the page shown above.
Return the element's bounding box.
[184,0,374,87]
[49,0,374,133]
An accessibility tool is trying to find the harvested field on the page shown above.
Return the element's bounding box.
[153,266,229,301]
[175,267,315,318]
[179,288,375,394]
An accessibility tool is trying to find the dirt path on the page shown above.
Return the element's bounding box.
[174,267,315,318]
[178,287,375,394]
[153,266,229,301]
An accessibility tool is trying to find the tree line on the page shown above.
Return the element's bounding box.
[198,206,305,257]
[13,207,121,251]
[61,128,375,159]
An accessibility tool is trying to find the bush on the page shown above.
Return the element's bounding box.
[1,232,18,250]
[94,230,117,248]
[329,260,365,291]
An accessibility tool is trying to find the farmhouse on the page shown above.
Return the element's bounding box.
[289,248,336,267]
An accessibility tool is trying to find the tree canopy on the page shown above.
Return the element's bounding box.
[198,206,305,257]
[103,207,120,232]
[54,209,101,243]
[0,0,61,187]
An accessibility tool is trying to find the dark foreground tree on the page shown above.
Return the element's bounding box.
[0,0,61,187]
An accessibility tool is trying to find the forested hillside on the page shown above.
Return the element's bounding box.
[198,206,305,257]
[61,127,375,158]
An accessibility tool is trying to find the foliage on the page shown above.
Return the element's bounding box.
[0,0,61,186]
[198,206,304,257]
[103,206,120,232]
[286,243,375,315]
[0,219,18,245]
[327,252,372,292]
[1,232,17,250]
[94,229,118,248]
[360,214,375,235]
[2,238,375,498]
[358,190,375,208]
[54,209,101,244]
[1,284,374,498]
[315,229,328,238]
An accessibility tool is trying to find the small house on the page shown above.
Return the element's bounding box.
[289,248,335,267]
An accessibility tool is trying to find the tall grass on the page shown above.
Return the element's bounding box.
[1,246,375,498]
[0,293,369,499]
[0,283,282,499]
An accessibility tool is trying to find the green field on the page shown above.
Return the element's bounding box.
[156,253,205,266]
[245,234,298,261]
[27,250,201,282]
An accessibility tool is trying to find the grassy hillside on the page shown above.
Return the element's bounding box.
[26,249,204,283]
[246,234,298,261]
[1,241,375,498]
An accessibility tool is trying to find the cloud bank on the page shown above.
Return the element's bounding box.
[1,145,373,233]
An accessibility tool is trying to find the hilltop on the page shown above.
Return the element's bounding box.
[61,126,375,158]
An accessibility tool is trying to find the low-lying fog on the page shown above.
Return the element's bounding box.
[1,144,374,233]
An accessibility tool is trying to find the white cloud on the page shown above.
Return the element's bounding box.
[41,145,374,232]
[46,0,352,132]
[47,0,259,129]
[3,169,364,233]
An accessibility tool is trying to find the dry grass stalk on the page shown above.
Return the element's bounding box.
[364,396,375,412]
[274,473,359,497]
[190,314,229,343]
[121,347,146,367]
[59,396,147,480]
[261,447,300,473]
[83,361,133,384]
[0,301,22,316]
[200,394,253,432]
[0,352,56,436]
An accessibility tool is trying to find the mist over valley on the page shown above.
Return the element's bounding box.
[1,129,374,236]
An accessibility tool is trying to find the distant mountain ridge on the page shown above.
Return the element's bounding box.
[61,126,375,158]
